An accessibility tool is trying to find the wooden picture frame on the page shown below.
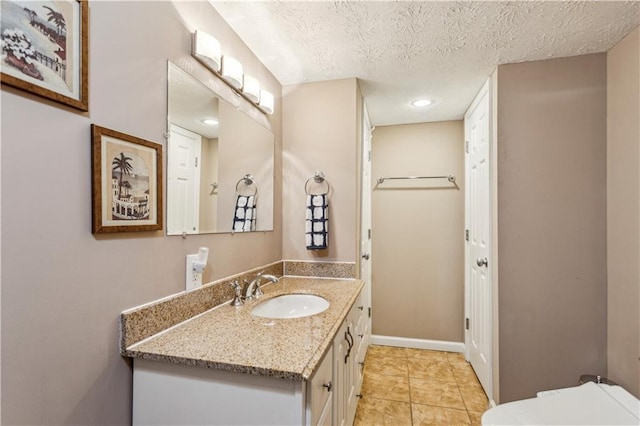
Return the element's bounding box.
[91,125,163,233]
[0,0,88,111]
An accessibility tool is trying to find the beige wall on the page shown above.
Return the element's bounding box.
[0,2,282,424]
[371,121,465,342]
[282,79,360,262]
[496,53,608,402]
[607,26,640,397]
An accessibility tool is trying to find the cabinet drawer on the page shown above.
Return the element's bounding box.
[308,347,333,425]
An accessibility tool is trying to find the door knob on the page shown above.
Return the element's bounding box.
[362,253,370,260]
[476,257,488,267]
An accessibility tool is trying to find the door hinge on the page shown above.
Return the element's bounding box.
[368,228,371,239]
[368,307,372,318]
[368,150,372,161]
[466,318,470,330]
[465,140,469,153]
[465,229,469,242]
[195,157,198,167]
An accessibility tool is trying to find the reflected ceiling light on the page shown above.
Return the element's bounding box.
[201,118,218,126]
[192,31,222,73]
[259,90,274,115]
[221,55,243,90]
[242,75,261,103]
[411,99,433,107]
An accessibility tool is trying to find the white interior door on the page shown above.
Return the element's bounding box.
[464,79,492,397]
[168,124,201,234]
[360,104,372,342]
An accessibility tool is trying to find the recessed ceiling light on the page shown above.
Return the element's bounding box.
[201,118,218,126]
[411,99,433,107]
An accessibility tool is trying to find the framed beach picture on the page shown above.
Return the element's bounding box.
[1,0,88,111]
[91,125,163,234]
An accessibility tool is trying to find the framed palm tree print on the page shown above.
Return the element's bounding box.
[0,0,88,111]
[91,125,163,233]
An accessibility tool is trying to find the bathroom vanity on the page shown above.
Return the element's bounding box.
[123,276,368,425]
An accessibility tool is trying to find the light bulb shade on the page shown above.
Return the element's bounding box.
[222,55,243,90]
[192,31,221,72]
[259,89,274,114]
[242,75,261,103]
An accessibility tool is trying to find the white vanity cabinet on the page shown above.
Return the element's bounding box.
[129,280,369,426]
[333,291,367,426]
[133,350,333,426]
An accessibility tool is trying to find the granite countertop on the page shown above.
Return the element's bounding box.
[124,277,364,381]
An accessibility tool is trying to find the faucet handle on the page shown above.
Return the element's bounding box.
[253,281,264,298]
[229,280,244,306]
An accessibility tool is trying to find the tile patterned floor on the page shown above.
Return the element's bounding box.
[354,345,489,425]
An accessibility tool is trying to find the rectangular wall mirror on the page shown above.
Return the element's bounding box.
[166,62,274,235]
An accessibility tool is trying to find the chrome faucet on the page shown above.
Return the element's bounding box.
[244,271,280,300]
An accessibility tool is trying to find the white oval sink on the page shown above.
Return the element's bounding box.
[251,294,329,319]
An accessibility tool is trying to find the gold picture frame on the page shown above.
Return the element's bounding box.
[91,125,163,233]
[0,0,88,111]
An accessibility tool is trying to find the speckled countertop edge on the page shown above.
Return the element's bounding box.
[124,277,364,382]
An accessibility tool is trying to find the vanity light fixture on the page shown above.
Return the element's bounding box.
[191,31,274,115]
[242,75,261,103]
[221,55,243,90]
[259,90,274,115]
[411,99,433,107]
[192,31,222,73]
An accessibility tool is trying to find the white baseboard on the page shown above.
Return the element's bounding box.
[371,335,465,353]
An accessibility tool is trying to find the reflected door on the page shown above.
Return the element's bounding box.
[168,124,201,234]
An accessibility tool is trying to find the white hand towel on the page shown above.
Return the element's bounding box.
[233,195,256,232]
[305,194,328,250]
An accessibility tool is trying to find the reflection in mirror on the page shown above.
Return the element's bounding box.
[167,62,274,235]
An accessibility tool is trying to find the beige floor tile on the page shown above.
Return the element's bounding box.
[362,371,410,402]
[460,386,489,412]
[451,363,480,383]
[354,396,412,426]
[406,348,448,361]
[410,377,466,410]
[408,358,456,383]
[367,345,407,359]
[360,347,490,425]
[411,403,471,425]
[468,411,484,426]
[364,352,409,377]
[447,352,469,368]
[454,371,483,389]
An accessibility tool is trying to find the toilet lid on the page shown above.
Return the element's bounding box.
[482,382,640,425]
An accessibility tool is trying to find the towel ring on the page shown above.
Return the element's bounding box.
[235,174,258,196]
[305,171,330,195]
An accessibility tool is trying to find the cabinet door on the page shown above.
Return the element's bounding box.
[308,348,333,426]
[333,320,348,426]
[345,311,359,424]
[316,393,333,426]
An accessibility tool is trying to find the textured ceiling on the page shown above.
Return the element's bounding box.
[211,1,640,126]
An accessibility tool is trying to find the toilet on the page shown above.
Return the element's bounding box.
[482,381,640,425]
